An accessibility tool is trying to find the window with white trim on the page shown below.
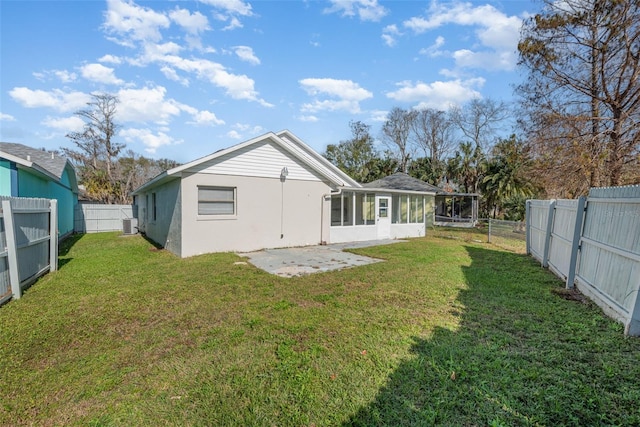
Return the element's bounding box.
[198,186,235,215]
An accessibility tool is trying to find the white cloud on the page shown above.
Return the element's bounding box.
[188,110,225,126]
[153,55,271,105]
[200,0,253,17]
[226,130,242,139]
[41,115,85,132]
[233,46,260,65]
[452,49,515,71]
[403,1,523,71]
[169,7,209,34]
[298,115,319,122]
[100,1,269,106]
[299,78,373,114]
[369,110,388,122]
[33,70,77,83]
[220,16,243,31]
[225,123,264,140]
[80,63,124,85]
[119,127,177,153]
[103,0,170,46]
[160,66,190,86]
[204,0,253,30]
[9,88,90,113]
[0,113,16,121]
[419,35,446,57]
[386,78,485,110]
[382,25,401,47]
[99,54,123,64]
[116,86,182,124]
[54,70,78,83]
[324,0,387,22]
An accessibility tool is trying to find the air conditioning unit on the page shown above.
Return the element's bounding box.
[122,218,138,235]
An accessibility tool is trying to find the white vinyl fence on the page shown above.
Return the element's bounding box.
[1,197,58,305]
[526,185,640,336]
[74,203,137,234]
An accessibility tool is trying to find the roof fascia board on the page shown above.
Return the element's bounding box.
[336,186,436,195]
[1,151,62,182]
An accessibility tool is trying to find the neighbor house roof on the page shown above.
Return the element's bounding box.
[132,130,361,195]
[363,173,443,193]
[1,142,77,190]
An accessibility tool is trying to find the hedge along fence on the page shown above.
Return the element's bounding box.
[0,197,57,305]
[526,185,640,336]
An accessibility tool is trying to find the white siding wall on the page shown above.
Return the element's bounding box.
[193,141,324,182]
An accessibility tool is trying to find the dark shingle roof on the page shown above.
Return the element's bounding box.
[363,172,443,193]
[0,142,69,179]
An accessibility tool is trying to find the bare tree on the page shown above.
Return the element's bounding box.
[411,108,454,164]
[381,107,416,173]
[450,98,510,152]
[64,93,125,203]
[518,0,640,189]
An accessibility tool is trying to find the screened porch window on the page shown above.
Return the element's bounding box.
[331,192,369,226]
[393,194,424,224]
[355,193,375,225]
[198,186,235,215]
[392,194,409,224]
[410,195,424,223]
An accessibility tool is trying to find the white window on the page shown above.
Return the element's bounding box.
[198,186,235,215]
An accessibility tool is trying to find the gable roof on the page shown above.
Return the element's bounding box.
[132,130,361,195]
[1,142,77,191]
[363,173,443,193]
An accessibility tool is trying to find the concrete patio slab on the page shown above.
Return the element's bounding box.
[240,239,403,278]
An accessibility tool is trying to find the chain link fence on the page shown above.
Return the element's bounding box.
[430,219,526,253]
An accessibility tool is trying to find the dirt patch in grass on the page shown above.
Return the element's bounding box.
[551,287,590,304]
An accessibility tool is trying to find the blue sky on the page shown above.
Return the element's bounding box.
[1,0,537,163]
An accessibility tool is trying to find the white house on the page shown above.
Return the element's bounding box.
[132,131,435,257]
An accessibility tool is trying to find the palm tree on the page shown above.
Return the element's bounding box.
[481,136,536,218]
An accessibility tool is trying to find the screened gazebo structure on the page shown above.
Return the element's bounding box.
[434,192,479,226]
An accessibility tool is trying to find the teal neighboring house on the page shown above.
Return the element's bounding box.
[1,142,79,238]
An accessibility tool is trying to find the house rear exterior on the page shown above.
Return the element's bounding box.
[1,142,79,237]
[132,131,436,257]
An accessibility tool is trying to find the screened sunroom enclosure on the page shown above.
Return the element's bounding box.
[329,188,435,243]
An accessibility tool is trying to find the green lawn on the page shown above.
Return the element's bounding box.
[1,232,639,426]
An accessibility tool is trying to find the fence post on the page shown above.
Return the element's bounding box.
[626,278,640,336]
[565,196,586,289]
[50,199,58,272]
[542,200,556,268]
[525,200,531,255]
[488,218,492,243]
[1,200,21,299]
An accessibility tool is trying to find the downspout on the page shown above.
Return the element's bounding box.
[320,186,343,245]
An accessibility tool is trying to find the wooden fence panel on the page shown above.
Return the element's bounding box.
[526,200,552,264]
[527,186,640,336]
[74,203,136,233]
[575,186,640,335]
[0,197,56,305]
[0,210,9,303]
[547,200,579,281]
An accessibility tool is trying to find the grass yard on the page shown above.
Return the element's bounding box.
[1,232,639,426]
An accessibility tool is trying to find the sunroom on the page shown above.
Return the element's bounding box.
[329,188,436,244]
